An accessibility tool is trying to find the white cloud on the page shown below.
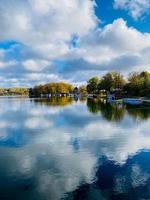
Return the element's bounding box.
[25,73,61,82]
[114,0,150,20]
[0,0,97,57]
[22,59,50,72]
[0,0,99,85]
[0,0,149,86]
[0,49,4,58]
[63,18,150,74]
[24,117,53,129]
[0,60,17,69]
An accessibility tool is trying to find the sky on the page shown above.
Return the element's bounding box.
[0,0,150,87]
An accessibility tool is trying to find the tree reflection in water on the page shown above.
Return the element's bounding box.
[87,98,125,122]
[87,98,150,122]
[32,97,75,107]
[32,97,150,122]
[126,105,150,121]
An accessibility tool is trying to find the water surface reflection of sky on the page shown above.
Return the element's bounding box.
[0,97,150,200]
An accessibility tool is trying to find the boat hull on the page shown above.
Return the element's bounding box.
[123,98,142,105]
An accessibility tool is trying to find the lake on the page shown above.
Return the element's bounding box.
[0,97,150,200]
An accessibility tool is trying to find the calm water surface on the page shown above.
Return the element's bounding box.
[0,97,150,200]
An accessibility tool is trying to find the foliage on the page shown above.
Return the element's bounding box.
[31,82,74,96]
[0,88,29,96]
[125,71,150,96]
[0,88,6,95]
[87,71,150,96]
[99,72,126,91]
[87,77,100,94]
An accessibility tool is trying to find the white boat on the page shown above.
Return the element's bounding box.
[107,94,122,104]
[123,98,143,105]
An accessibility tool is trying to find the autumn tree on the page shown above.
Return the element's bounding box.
[31,82,74,96]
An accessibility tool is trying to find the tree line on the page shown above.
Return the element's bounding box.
[29,82,87,97]
[87,71,150,97]
[0,71,149,97]
[0,88,29,96]
[31,71,150,98]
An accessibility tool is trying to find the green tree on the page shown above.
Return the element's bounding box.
[125,71,150,96]
[87,77,100,94]
[139,71,150,96]
[99,72,125,91]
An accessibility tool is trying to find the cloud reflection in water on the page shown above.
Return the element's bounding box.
[0,97,150,200]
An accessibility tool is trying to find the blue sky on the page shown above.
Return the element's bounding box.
[0,0,149,87]
[95,0,150,32]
